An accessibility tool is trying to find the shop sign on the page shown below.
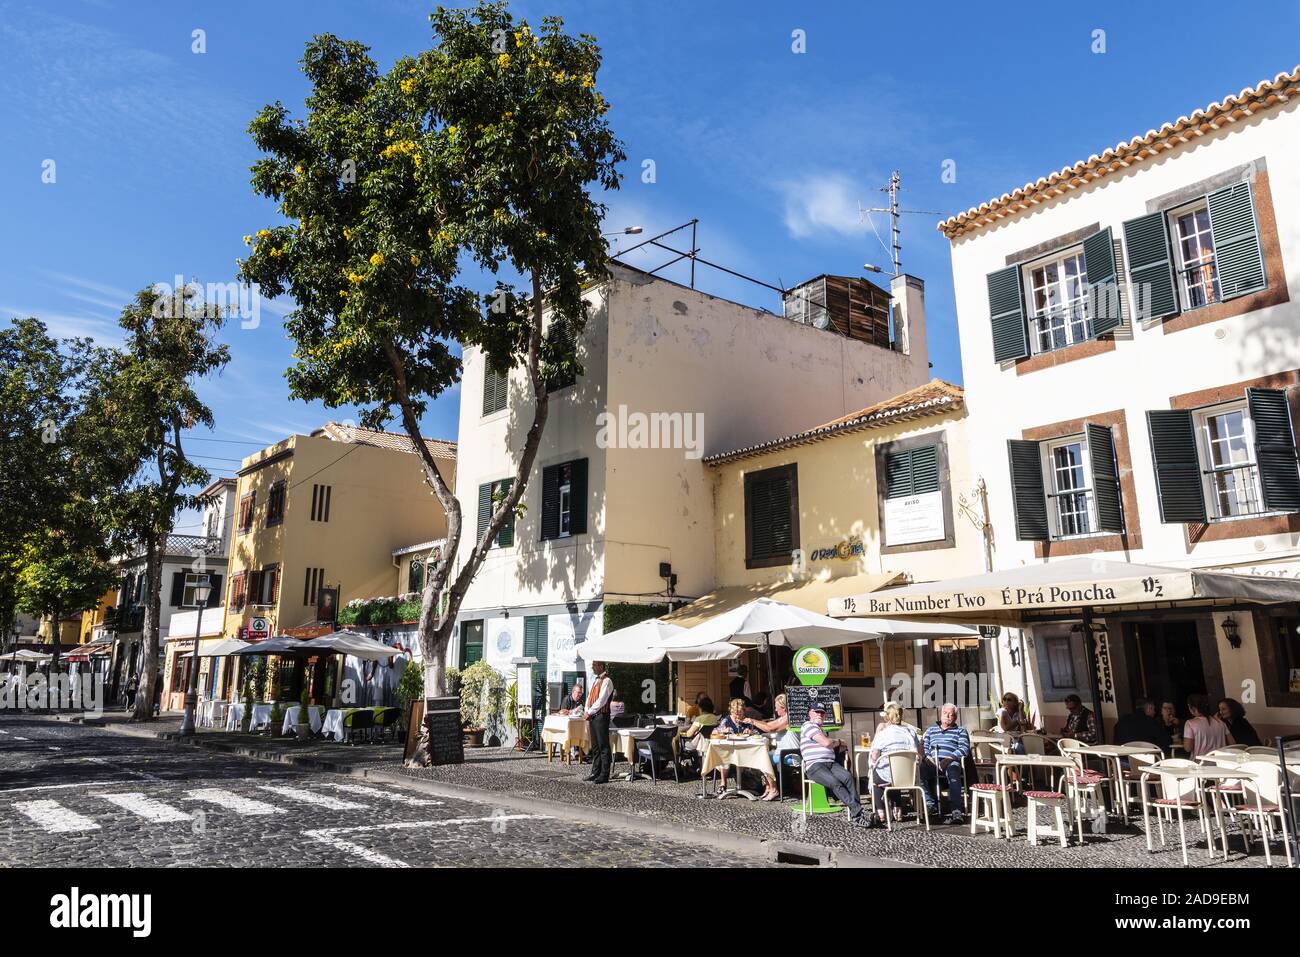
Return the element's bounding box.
[883,490,945,546]
[248,617,270,640]
[809,538,864,562]
[792,646,830,686]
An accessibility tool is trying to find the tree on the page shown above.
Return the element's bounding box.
[90,286,230,720]
[239,2,623,728]
[0,317,117,662]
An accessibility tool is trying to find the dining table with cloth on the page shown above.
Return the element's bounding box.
[700,736,772,799]
[280,705,324,736]
[541,714,590,764]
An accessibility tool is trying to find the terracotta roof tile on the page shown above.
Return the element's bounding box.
[939,66,1300,240]
[315,422,457,461]
[704,379,964,465]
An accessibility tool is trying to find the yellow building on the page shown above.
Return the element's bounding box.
[665,380,990,719]
[79,590,117,645]
[209,423,455,704]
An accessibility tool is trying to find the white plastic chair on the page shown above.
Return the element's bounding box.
[877,751,931,832]
[1146,759,1209,866]
[1236,760,1298,867]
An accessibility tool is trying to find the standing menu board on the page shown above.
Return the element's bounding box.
[784,684,843,726]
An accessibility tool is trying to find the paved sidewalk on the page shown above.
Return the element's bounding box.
[60,711,1285,868]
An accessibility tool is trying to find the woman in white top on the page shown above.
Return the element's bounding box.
[868,703,923,823]
[994,692,1032,754]
[1180,693,1233,758]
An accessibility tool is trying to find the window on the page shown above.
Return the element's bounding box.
[1025,249,1091,354]
[744,463,799,569]
[545,323,577,394]
[1043,436,1096,538]
[460,620,484,668]
[303,567,324,607]
[884,445,939,499]
[1270,617,1300,695]
[1045,637,1077,689]
[251,564,279,606]
[228,572,246,611]
[482,363,508,416]
[1194,402,1264,519]
[827,643,867,678]
[541,459,587,541]
[205,508,220,540]
[310,484,332,522]
[169,652,188,697]
[182,573,221,608]
[237,492,255,534]
[1169,200,1220,310]
[407,559,424,594]
[266,480,286,527]
[477,479,516,547]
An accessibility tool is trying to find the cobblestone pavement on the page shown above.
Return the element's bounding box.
[0,715,766,868]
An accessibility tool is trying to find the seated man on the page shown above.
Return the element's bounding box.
[1060,694,1098,745]
[920,703,971,825]
[1112,697,1167,749]
[799,705,872,828]
[557,680,585,715]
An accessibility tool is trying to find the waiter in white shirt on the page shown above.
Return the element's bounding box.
[583,661,614,784]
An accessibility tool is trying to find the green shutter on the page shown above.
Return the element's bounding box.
[569,458,588,535]
[1247,388,1300,512]
[884,449,914,499]
[1123,212,1179,321]
[1007,440,1049,541]
[460,620,483,668]
[910,445,939,494]
[477,482,492,544]
[987,266,1029,363]
[540,464,559,541]
[482,363,507,415]
[497,478,515,547]
[1083,227,1122,336]
[1085,423,1124,533]
[1146,409,1206,523]
[522,616,549,710]
[745,466,796,565]
[1207,182,1266,300]
[169,572,185,607]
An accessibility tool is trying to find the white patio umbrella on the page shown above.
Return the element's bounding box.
[575,618,740,664]
[297,630,400,661]
[0,649,52,663]
[658,597,875,707]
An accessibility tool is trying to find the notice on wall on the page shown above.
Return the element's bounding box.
[883,490,945,546]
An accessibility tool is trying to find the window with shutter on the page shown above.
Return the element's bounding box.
[238,492,255,533]
[477,478,516,547]
[1024,248,1092,354]
[205,574,223,608]
[1007,439,1049,541]
[1247,388,1300,512]
[1146,409,1207,523]
[229,572,246,611]
[884,446,939,499]
[540,458,589,541]
[266,480,286,527]
[1207,181,1267,300]
[169,572,186,608]
[482,363,508,415]
[545,323,577,394]
[987,266,1029,363]
[522,616,549,711]
[1123,211,1179,322]
[460,620,484,668]
[744,464,799,569]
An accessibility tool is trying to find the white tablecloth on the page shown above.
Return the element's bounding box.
[281,705,323,735]
[321,709,347,742]
[701,738,772,777]
[225,703,274,731]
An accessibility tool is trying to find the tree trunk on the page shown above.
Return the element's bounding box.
[133,539,161,721]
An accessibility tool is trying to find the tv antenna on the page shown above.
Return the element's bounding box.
[859,170,941,277]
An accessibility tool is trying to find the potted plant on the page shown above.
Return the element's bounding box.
[457,660,505,748]
[296,686,312,740]
[269,701,283,737]
[241,683,254,732]
[395,659,423,737]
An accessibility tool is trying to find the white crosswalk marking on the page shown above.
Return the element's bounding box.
[257,785,367,810]
[94,792,190,823]
[328,784,443,807]
[183,788,284,816]
[14,799,100,833]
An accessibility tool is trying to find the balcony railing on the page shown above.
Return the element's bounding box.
[120,534,223,561]
[104,607,145,633]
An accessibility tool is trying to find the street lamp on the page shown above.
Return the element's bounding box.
[178,577,213,736]
[603,225,643,237]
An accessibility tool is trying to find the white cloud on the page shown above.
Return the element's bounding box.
[778,172,872,240]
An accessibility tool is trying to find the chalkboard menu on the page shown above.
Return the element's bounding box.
[784,685,843,726]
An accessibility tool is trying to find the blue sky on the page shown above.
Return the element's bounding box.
[4,0,1299,530]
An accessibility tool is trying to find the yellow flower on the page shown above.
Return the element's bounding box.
[343,227,353,240]
[410,255,420,267]
[496,53,511,68]
[243,235,252,245]
[412,154,422,169]
[553,71,567,84]
[502,110,513,120]
[436,229,453,244]
[581,73,595,89]
[338,290,347,299]
[269,247,282,258]
[400,77,416,94]
[369,252,384,266]
[347,272,365,284]
[447,125,457,136]
[257,229,271,238]
[294,164,303,175]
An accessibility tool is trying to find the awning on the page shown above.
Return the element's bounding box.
[662,571,903,629]
[181,638,250,659]
[829,557,1300,627]
[63,640,114,662]
[231,635,317,657]
[0,648,52,662]
[297,630,401,661]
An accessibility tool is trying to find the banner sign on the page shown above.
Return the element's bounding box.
[836,573,1181,618]
[883,490,945,546]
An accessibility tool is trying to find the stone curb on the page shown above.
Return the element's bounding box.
[45,713,906,869]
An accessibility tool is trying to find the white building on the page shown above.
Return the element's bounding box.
[941,66,1300,740]
[102,477,237,705]
[448,261,931,718]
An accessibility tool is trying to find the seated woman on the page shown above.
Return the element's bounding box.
[994,691,1032,754]
[713,698,752,796]
[869,703,923,823]
[1217,697,1261,747]
[681,697,719,751]
[747,693,795,801]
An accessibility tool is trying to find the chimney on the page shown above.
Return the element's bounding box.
[890,273,929,371]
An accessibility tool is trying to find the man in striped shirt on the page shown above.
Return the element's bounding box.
[920,703,971,825]
[799,705,871,827]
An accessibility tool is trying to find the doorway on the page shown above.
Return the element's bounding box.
[1122,619,1210,717]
